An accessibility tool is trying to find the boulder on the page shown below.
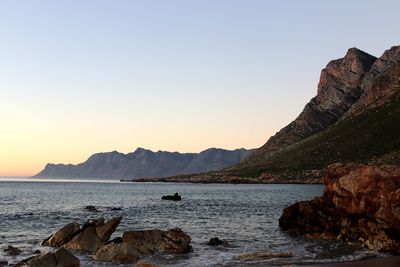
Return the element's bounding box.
[93,243,139,264]
[122,228,191,255]
[4,245,22,256]
[42,217,122,254]
[63,226,104,253]
[238,251,292,261]
[27,248,79,267]
[42,223,80,247]
[279,163,400,252]
[136,260,157,267]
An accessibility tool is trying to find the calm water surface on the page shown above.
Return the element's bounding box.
[0,179,375,266]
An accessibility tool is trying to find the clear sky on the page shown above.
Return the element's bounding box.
[1,0,400,176]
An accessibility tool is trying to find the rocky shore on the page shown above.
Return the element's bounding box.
[121,171,322,184]
[4,216,192,266]
[279,163,400,252]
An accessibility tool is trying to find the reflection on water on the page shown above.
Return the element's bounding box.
[0,180,375,266]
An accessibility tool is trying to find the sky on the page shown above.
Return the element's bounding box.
[1,0,400,176]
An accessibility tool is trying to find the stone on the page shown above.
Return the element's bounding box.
[4,245,22,256]
[43,217,122,254]
[96,216,122,242]
[93,243,139,264]
[27,248,79,267]
[42,223,80,246]
[122,228,191,255]
[136,260,157,267]
[0,260,7,267]
[63,226,104,253]
[238,251,292,261]
[279,163,400,252]
[93,228,191,264]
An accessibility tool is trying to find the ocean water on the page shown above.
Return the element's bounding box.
[0,179,376,266]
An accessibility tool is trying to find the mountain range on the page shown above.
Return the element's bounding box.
[34,148,255,179]
[135,45,400,183]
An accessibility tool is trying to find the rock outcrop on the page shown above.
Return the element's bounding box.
[25,248,80,267]
[94,228,191,264]
[42,217,122,253]
[166,45,400,183]
[43,217,191,265]
[251,48,377,158]
[279,163,400,252]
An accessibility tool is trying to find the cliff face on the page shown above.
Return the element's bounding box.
[154,45,400,183]
[279,163,400,252]
[34,147,254,179]
[233,45,400,179]
[251,48,377,158]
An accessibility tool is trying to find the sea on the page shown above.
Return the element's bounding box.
[0,179,378,266]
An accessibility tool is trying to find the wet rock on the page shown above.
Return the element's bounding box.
[42,223,80,247]
[96,216,122,242]
[4,245,22,256]
[42,217,122,254]
[0,260,7,267]
[84,206,99,212]
[207,237,228,246]
[93,243,139,264]
[136,260,157,267]
[161,193,181,201]
[110,207,122,211]
[238,251,293,261]
[27,248,79,267]
[279,163,400,252]
[33,250,41,254]
[123,228,191,255]
[107,236,123,244]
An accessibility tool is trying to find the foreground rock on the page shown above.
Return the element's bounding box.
[238,251,292,261]
[279,163,400,252]
[94,228,191,264]
[18,248,80,267]
[42,217,122,253]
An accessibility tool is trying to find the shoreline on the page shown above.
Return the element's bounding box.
[120,179,323,185]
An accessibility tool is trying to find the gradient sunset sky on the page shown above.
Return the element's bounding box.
[1,0,400,176]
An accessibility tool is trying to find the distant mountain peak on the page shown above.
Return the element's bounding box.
[34,147,255,179]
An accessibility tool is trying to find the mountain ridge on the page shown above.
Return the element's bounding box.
[34,147,255,179]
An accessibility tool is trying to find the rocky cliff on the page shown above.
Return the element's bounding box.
[250,48,377,158]
[279,163,400,252]
[34,147,254,179]
[145,45,400,183]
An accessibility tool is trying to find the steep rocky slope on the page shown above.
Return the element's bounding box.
[229,45,400,180]
[34,147,254,179]
[139,45,400,183]
[251,48,377,158]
